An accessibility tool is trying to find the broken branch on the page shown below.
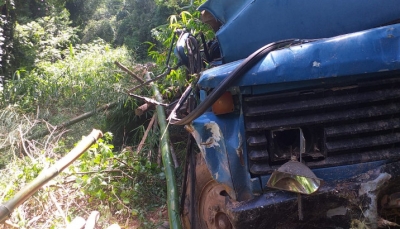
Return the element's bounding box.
[126,67,177,93]
[136,113,157,154]
[114,61,144,83]
[135,103,155,116]
[128,93,168,107]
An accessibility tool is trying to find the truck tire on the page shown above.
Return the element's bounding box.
[181,153,234,229]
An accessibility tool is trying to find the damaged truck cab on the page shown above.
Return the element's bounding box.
[178,1,400,228]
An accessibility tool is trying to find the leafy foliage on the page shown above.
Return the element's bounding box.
[66,0,106,27]
[4,39,132,113]
[0,0,16,83]
[150,1,214,66]
[3,11,137,144]
[66,0,176,60]
[148,0,214,97]
[82,19,115,43]
[12,9,78,72]
[114,0,175,59]
[72,133,166,225]
[0,107,81,228]
[14,0,65,23]
[0,0,213,228]
[0,107,167,228]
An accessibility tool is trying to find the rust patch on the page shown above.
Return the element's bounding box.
[199,181,235,229]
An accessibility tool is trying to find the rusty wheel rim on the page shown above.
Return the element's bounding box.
[198,180,233,229]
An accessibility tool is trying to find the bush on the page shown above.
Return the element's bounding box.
[12,9,78,72]
[3,39,133,114]
[73,133,167,223]
[82,20,115,43]
[0,126,166,228]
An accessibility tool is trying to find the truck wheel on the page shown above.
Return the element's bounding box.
[182,153,234,229]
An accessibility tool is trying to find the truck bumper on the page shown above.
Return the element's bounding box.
[226,160,400,229]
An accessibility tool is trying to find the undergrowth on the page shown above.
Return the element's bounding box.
[0,11,169,227]
[0,107,168,228]
[0,1,209,228]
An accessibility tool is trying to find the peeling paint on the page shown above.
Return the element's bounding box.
[200,138,215,147]
[313,61,321,67]
[207,75,216,81]
[204,122,222,148]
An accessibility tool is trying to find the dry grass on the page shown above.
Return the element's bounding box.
[0,107,127,228]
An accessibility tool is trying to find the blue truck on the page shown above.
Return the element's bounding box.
[171,1,400,228]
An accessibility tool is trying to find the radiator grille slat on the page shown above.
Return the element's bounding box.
[246,103,400,131]
[326,132,400,153]
[243,75,400,176]
[249,150,269,161]
[325,118,400,137]
[245,88,400,116]
[247,135,268,146]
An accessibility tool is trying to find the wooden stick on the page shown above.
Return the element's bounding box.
[114,61,144,83]
[129,93,168,106]
[135,103,155,116]
[126,67,177,93]
[136,113,157,154]
[49,192,66,224]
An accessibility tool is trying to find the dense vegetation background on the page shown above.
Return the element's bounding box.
[0,0,210,228]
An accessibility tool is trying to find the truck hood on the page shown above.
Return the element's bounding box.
[198,23,400,91]
[198,0,400,63]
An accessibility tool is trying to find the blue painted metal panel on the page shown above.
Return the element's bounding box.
[198,23,400,90]
[192,22,400,199]
[191,115,233,190]
[199,0,400,63]
[190,111,254,201]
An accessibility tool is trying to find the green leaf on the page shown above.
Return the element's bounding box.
[131,209,139,216]
[122,198,130,204]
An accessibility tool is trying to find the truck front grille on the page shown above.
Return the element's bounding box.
[243,76,400,175]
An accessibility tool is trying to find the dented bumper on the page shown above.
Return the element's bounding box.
[226,160,400,229]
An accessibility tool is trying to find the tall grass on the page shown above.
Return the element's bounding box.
[0,6,173,228]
